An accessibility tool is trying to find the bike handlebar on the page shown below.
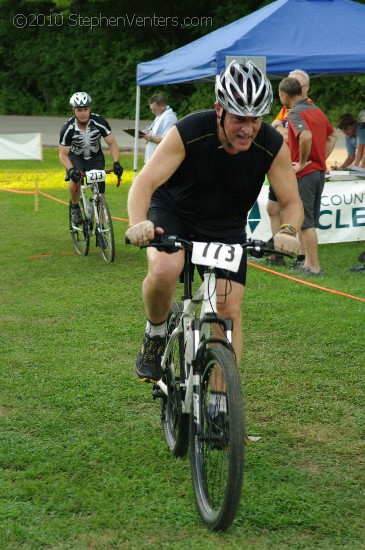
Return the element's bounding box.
[125,234,293,259]
[79,168,121,187]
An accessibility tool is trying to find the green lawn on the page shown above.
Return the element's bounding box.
[0,150,364,549]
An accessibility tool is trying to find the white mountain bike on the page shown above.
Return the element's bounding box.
[69,168,120,263]
[130,234,292,531]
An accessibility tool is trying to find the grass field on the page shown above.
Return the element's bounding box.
[1,150,365,549]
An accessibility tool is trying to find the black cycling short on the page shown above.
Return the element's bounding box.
[66,151,106,193]
[148,204,248,286]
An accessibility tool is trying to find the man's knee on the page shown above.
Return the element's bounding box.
[217,300,242,324]
[266,199,280,217]
[148,254,183,285]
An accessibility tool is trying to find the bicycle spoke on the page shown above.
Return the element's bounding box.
[161,301,189,457]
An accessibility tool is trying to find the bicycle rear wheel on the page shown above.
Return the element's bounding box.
[161,301,190,457]
[69,201,90,256]
[96,195,115,263]
[190,344,244,531]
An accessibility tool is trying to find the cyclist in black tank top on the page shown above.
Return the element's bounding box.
[126,61,304,383]
[152,109,282,237]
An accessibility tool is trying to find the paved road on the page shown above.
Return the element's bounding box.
[0,115,151,151]
[0,114,346,159]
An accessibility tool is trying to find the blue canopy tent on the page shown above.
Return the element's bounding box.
[133,0,365,174]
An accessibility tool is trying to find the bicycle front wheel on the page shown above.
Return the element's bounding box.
[161,301,190,457]
[190,344,244,531]
[96,195,115,263]
[69,201,90,256]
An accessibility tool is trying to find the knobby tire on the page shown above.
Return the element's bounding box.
[190,344,245,531]
[69,200,90,256]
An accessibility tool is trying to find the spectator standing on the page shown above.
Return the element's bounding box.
[143,94,177,163]
[268,69,312,267]
[279,77,337,276]
[59,92,123,225]
[271,69,311,143]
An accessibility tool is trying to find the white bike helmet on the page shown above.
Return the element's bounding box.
[69,92,92,108]
[215,60,272,117]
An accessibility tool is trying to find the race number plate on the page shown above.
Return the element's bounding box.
[85,169,106,183]
[191,242,243,273]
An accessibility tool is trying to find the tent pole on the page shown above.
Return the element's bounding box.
[133,85,141,181]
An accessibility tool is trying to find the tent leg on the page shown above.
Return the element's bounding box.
[133,85,141,181]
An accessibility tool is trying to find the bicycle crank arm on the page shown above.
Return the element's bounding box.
[151,379,168,399]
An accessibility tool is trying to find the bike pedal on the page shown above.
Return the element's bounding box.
[151,386,164,399]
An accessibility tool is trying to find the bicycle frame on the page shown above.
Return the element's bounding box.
[79,180,101,225]
[70,180,105,247]
[80,168,114,221]
[69,169,119,262]
[155,250,233,415]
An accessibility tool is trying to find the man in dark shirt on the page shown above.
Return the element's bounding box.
[59,92,123,225]
[126,61,304,383]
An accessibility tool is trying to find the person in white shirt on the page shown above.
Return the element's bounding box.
[143,94,177,163]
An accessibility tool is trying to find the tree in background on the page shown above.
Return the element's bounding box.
[1,0,365,124]
[0,0,242,117]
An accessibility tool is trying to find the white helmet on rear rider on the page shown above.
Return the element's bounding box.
[215,60,273,117]
[69,92,92,108]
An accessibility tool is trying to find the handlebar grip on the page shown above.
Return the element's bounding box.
[125,235,164,246]
[124,234,180,251]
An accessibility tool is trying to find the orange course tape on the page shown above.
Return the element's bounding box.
[1,186,129,222]
[2,185,364,302]
[248,262,365,303]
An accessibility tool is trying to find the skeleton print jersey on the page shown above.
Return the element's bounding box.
[59,113,111,159]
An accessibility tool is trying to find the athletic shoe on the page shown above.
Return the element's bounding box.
[266,254,285,266]
[303,269,323,277]
[134,333,165,382]
[71,205,83,225]
[289,258,305,269]
[358,251,365,262]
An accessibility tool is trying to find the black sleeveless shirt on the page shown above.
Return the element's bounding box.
[151,110,283,237]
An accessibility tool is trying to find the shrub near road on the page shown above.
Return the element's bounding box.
[1,150,364,548]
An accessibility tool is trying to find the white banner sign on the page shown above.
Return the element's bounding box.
[0,133,42,160]
[247,181,365,244]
